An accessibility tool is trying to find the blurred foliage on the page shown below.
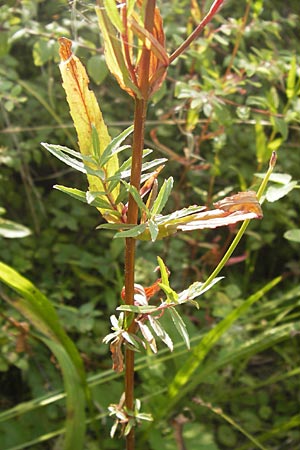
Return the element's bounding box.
[0,0,299,449]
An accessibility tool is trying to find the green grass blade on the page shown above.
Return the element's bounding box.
[161,276,282,417]
[41,337,87,450]
[0,261,88,450]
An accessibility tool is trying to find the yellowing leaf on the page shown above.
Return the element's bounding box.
[96,1,168,99]
[58,37,120,221]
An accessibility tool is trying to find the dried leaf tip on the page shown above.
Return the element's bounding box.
[58,37,73,62]
[269,151,277,169]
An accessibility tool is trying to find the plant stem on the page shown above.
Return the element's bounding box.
[124,3,156,448]
[124,98,147,450]
[169,0,225,64]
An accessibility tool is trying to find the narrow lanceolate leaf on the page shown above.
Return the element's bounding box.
[168,307,190,350]
[54,185,88,203]
[0,219,31,239]
[137,191,263,240]
[148,315,173,351]
[0,262,88,450]
[103,0,124,33]
[148,219,159,242]
[114,223,147,239]
[98,125,134,168]
[177,277,223,303]
[96,2,141,98]
[286,54,297,99]
[150,177,173,216]
[58,37,119,220]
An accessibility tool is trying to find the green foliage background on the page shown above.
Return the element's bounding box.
[0,0,300,449]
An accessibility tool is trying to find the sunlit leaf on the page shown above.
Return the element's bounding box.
[286,54,297,99]
[0,219,31,239]
[99,125,133,168]
[148,219,159,242]
[157,256,170,287]
[58,37,120,220]
[96,2,141,98]
[103,0,124,33]
[41,143,87,173]
[265,181,297,202]
[136,320,157,353]
[150,177,173,216]
[177,277,223,303]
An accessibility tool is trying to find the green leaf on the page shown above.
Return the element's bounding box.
[271,116,288,141]
[99,125,133,168]
[286,54,297,99]
[117,305,158,314]
[87,54,109,85]
[85,191,115,209]
[265,181,297,202]
[157,256,170,287]
[150,177,174,216]
[284,229,300,243]
[168,307,190,349]
[159,282,179,303]
[255,122,269,164]
[33,39,55,66]
[103,0,124,33]
[114,223,147,238]
[96,222,133,231]
[91,124,101,160]
[178,277,223,303]
[123,182,150,217]
[148,316,173,351]
[42,143,86,173]
[0,218,31,238]
[0,262,88,450]
[54,185,87,203]
[148,219,159,242]
[42,143,105,179]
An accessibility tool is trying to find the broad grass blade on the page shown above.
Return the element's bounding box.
[0,262,88,450]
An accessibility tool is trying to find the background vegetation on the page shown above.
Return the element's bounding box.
[0,0,299,449]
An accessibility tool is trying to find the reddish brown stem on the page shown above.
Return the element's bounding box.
[124,2,156,449]
[169,0,225,64]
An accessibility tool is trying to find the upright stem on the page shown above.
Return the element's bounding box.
[124,98,147,450]
[123,2,156,448]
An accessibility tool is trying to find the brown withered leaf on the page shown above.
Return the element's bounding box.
[213,191,263,218]
[110,337,124,373]
[135,191,263,240]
